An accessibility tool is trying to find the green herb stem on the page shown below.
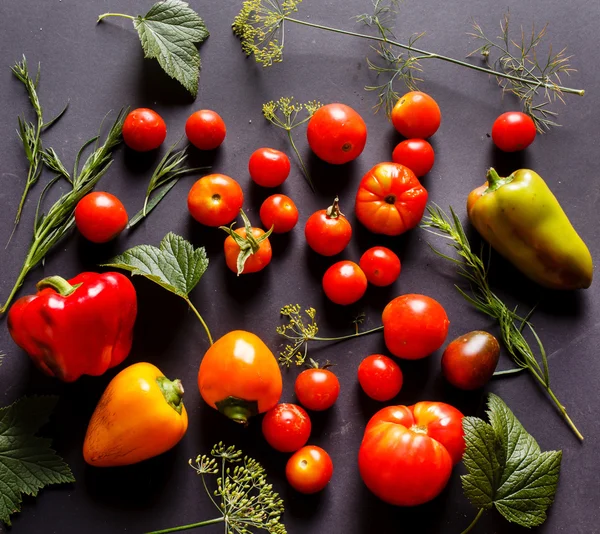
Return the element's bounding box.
[184,297,214,346]
[97,13,136,22]
[460,508,485,534]
[146,517,224,534]
[312,325,383,342]
[286,129,314,191]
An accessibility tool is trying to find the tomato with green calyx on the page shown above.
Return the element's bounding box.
[187,174,243,227]
[295,361,340,411]
[491,111,536,152]
[392,139,435,177]
[75,192,128,243]
[358,354,403,401]
[391,91,441,139]
[185,110,226,150]
[262,403,311,453]
[305,196,352,256]
[249,148,291,187]
[286,445,333,494]
[322,261,367,306]
[260,194,299,233]
[359,246,401,287]
[122,108,167,152]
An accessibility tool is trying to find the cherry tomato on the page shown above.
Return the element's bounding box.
[74,192,128,243]
[185,110,226,150]
[355,162,428,236]
[358,355,403,402]
[307,103,367,164]
[224,227,272,274]
[391,91,441,139]
[305,197,352,256]
[187,174,244,227]
[359,402,464,506]
[382,294,449,359]
[260,194,299,233]
[122,108,166,152]
[295,367,340,411]
[286,445,333,494]
[359,247,401,287]
[441,331,500,390]
[249,148,291,187]
[322,261,367,306]
[392,139,435,177]
[491,111,536,152]
[262,403,311,453]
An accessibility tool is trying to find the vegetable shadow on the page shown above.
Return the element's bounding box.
[123,147,161,177]
[306,152,360,197]
[489,143,529,177]
[137,58,198,106]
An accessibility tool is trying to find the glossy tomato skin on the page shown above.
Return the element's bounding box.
[286,446,333,494]
[295,368,340,411]
[185,110,226,150]
[260,194,299,233]
[491,112,536,152]
[441,331,500,390]
[322,261,368,305]
[358,402,464,506]
[122,108,167,152]
[75,192,128,243]
[355,162,428,236]
[249,148,291,187]
[224,227,272,274]
[187,174,244,227]
[307,103,367,164]
[358,354,403,401]
[359,247,401,287]
[391,91,441,139]
[382,294,449,359]
[262,403,311,453]
[392,139,435,177]
[305,202,352,256]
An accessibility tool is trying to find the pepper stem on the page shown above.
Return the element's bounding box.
[36,276,81,296]
[215,396,259,425]
[156,376,185,415]
[486,168,502,188]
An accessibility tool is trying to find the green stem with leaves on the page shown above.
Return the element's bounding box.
[97,13,135,22]
[460,508,485,534]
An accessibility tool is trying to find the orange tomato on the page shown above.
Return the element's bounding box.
[224,227,272,274]
[83,362,188,467]
[198,330,282,424]
[187,174,244,227]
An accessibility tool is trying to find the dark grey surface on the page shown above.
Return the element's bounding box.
[0,1,599,533]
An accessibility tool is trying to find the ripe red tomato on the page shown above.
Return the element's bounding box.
[304,197,352,256]
[391,91,441,139]
[185,110,226,150]
[355,162,428,236]
[187,174,244,227]
[359,402,464,506]
[224,227,272,275]
[74,192,128,243]
[122,108,166,152]
[286,445,333,494]
[441,331,500,390]
[358,355,403,402]
[249,148,291,187]
[359,247,401,287]
[392,139,435,177]
[295,367,340,411]
[382,294,449,359]
[262,403,311,453]
[259,194,299,233]
[491,111,536,152]
[322,261,367,306]
[307,103,367,164]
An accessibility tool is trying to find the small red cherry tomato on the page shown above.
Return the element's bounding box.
[249,148,291,187]
[322,261,367,306]
[359,247,401,287]
[491,111,536,152]
[391,92,441,139]
[259,194,299,233]
[286,445,333,494]
[295,367,340,411]
[75,192,128,243]
[305,197,352,256]
[392,139,435,177]
[185,110,226,150]
[307,103,367,164]
[382,294,449,359]
[262,403,312,453]
[122,108,167,152]
[187,174,244,227]
[358,355,403,401]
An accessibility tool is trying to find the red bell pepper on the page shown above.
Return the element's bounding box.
[7,272,137,382]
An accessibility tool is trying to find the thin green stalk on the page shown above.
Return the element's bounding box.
[286,129,314,191]
[146,517,224,534]
[184,297,214,346]
[97,13,135,22]
[460,508,485,534]
[312,325,383,342]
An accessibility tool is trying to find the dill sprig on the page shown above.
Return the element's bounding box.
[421,205,583,441]
[0,109,126,314]
[262,97,321,191]
[128,139,209,228]
[147,443,286,534]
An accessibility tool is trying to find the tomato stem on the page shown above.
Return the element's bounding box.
[460,508,485,534]
[184,297,214,346]
[146,516,225,534]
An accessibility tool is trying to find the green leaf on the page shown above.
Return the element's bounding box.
[133,0,209,97]
[461,393,562,529]
[0,396,75,526]
[102,232,208,298]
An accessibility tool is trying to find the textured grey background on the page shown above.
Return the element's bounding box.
[0,0,599,533]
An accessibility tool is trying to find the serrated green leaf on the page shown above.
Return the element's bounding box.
[102,232,208,297]
[0,396,75,526]
[133,0,209,97]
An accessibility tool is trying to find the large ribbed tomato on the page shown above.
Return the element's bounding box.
[355,162,428,236]
[358,402,464,506]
